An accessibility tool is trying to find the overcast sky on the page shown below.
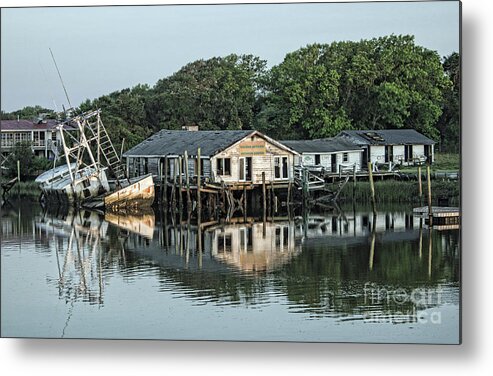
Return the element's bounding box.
[1,1,460,112]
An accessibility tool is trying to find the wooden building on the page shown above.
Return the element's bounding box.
[123,129,299,188]
[282,138,363,174]
[337,129,436,168]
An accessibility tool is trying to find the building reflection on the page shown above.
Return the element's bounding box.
[19,203,460,320]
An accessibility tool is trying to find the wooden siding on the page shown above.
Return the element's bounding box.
[211,133,295,184]
[295,151,363,172]
[368,144,434,166]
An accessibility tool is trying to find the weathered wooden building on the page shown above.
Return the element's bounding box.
[282,138,363,174]
[337,129,435,167]
[123,129,299,187]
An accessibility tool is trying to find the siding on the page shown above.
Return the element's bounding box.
[294,151,362,172]
[211,134,295,184]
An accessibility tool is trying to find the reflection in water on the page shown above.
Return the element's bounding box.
[1,200,460,341]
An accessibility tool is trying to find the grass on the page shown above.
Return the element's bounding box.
[0,177,41,198]
[399,153,460,174]
[433,153,460,171]
[337,179,460,205]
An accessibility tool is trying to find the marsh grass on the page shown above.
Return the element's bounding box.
[337,180,459,205]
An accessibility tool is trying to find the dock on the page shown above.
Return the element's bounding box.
[413,206,460,226]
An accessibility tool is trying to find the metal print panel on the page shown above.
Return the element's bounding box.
[0,1,461,344]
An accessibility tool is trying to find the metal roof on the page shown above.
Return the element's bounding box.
[281,138,362,153]
[338,129,435,145]
[123,129,257,157]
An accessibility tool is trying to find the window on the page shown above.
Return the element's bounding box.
[315,154,321,165]
[216,158,231,175]
[218,233,232,253]
[343,153,349,162]
[274,156,289,179]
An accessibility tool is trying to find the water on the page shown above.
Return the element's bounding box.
[1,199,460,343]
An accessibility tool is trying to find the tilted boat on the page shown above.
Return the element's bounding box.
[36,109,154,210]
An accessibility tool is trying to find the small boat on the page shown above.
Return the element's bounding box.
[36,109,154,211]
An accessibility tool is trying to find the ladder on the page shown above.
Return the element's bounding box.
[83,111,128,187]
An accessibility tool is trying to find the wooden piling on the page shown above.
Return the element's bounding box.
[178,156,183,212]
[197,148,202,218]
[352,165,356,199]
[262,172,267,223]
[428,227,433,278]
[243,186,247,220]
[184,151,191,213]
[369,213,377,271]
[270,181,275,217]
[368,162,376,214]
[426,164,432,226]
[163,156,168,208]
[417,165,423,200]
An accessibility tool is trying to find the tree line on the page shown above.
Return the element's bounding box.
[2,35,460,153]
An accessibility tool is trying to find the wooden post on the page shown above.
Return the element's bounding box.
[287,180,292,205]
[197,148,201,218]
[428,227,433,278]
[427,164,432,226]
[417,165,423,200]
[368,162,376,214]
[163,156,168,208]
[171,159,178,212]
[353,164,357,199]
[419,218,423,259]
[302,168,308,209]
[178,156,183,212]
[270,181,274,218]
[184,151,191,213]
[262,172,267,223]
[369,213,377,271]
[243,186,247,220]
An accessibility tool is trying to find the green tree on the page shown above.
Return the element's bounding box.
[436,52,460,152]
[258,35,450,140]
[149,54,267,131]
[1,106,56,121]
[4,141,50,178]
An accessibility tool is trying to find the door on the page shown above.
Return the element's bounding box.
[331,154,337,173]
[239,157,252,181]
[245,157,252,181]
[385,145,393,163]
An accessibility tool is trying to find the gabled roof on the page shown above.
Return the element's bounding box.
[338,129,435,145]
[124,129,295,158]
[281,138,362,153]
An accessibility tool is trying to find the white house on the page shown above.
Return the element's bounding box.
[337,129,436,168]
[282,138,364,173]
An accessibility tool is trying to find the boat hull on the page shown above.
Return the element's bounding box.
[104,174,155,212]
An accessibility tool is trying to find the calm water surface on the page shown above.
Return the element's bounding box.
[1,199,460,343]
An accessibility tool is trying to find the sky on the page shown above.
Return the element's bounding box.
[1,1,460,112]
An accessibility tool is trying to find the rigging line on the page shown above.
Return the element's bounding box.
[49,48,73,110]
